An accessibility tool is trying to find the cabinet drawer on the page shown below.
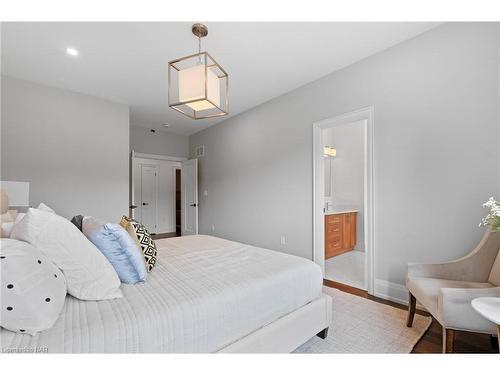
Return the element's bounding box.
[326,234,342,247]
[326,214,342,224]
[326,222,342,234]
[325,237,343,258]
[326,241,341,252]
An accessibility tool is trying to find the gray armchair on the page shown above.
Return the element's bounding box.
[406,228,500,353]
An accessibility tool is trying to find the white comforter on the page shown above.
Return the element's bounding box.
[0,235,323,353]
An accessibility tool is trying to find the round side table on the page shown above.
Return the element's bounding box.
[471,297,500,353]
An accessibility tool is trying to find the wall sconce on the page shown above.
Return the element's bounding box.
[324,146,337,158]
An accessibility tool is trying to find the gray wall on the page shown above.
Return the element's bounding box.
[324,120,365,251]
[130,125,189,158]
[190,23,500,286]
[1,76,130,222]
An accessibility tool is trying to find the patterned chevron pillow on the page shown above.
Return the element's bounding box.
[120,216,157,272]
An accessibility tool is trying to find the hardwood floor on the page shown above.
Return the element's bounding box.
[323,279,498,354]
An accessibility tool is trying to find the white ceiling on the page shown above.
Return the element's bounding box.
[1,22,440,136]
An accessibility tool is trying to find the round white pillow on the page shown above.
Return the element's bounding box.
[0,238,66,335]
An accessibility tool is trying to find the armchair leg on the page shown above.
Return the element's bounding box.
[442,328,455,354]
[406,292,416,327]
[490,334,499,351]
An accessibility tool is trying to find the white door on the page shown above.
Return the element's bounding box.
[181,159,198,235]
[140,165,158,234]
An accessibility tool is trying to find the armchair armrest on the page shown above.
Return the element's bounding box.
[438,286,500,333]
[407,229,500,282]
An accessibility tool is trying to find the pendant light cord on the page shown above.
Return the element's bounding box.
[197,35,202,64]
[191,23,208,65]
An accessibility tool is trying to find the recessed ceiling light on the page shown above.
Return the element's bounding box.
[162,123,169,128]
[66,47,79,57]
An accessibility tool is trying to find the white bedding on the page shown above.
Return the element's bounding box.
[0,235,323,353]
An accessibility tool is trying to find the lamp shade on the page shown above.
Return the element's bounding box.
[168,52,228,120]
[0,181,30,207]
[178,65,221,111]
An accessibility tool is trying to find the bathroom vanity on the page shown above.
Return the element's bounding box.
[324,209,357,259]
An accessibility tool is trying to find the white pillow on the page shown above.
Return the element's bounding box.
[14,212,25,225]
[1,222,14,237]
[11,208,123,300]
[0,239,67,335]
[37,203,56,213]
[1,212,25,238]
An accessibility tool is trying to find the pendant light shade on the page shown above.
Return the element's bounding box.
[168,24,228,119]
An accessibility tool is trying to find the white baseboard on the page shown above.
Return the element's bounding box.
[373,279,409,305]
[373,279,427,311]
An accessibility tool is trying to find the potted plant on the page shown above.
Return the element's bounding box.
[480,197,500,232]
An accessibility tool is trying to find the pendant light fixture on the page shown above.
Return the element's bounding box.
[168,23,229,120]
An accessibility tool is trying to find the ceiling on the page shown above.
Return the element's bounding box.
[1,22,440,136]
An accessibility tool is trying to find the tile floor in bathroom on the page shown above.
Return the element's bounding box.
[324,250,365,290]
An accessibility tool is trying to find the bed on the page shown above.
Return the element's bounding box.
[0,235,332,353]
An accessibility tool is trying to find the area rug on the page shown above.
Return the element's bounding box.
[294,287,432,353]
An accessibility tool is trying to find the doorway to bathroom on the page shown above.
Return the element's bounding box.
[313,107,374,294]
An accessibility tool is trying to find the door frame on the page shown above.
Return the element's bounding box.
[181,158,198,236]
[172,166,182,235]
[312,106,375,294]
[134,152,186,163]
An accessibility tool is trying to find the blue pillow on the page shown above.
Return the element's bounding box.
[82,217,147,284]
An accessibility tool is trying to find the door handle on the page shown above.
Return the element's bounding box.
[142,202,149,206]
[130,205,138,209]
[189,203,198,207]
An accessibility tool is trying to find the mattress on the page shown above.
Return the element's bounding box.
[0,235,323,353]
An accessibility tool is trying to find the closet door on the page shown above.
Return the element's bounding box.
[140,164,158,234]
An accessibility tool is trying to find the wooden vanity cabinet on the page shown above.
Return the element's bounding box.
[325,212,357,259]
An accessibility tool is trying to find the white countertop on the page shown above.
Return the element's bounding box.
[325,208,359,215]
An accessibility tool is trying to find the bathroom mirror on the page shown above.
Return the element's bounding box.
[324,158,332,198]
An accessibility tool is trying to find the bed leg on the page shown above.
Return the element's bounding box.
[316,327,329,339]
